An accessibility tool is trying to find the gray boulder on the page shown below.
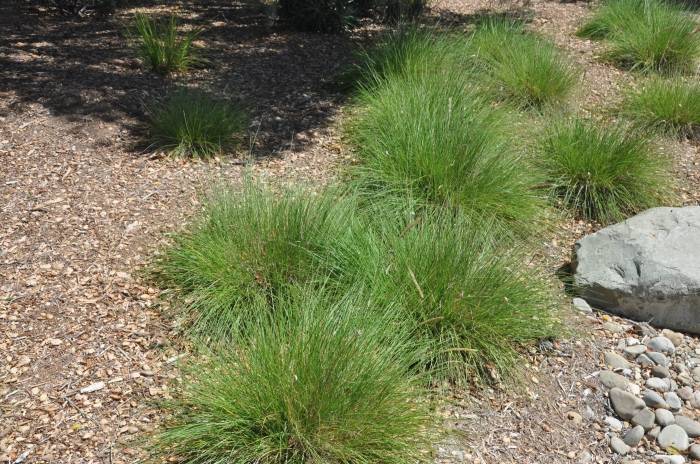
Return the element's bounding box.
[574,207,700,334]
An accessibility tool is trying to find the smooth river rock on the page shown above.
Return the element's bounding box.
[610,436,630,455]
[656,409,675,427]
[643,390,668,409]
[610,388,646,420]
[648,351,670,367]
[674,415,700,438]
[648,336,675,354]
[623,425,645,447]
[646,377,672,392]
[605,352,632,370]
[631,408,656,431]
[600,370,630,390]
[657,424,690,451]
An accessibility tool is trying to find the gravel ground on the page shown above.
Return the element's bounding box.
[1,0,699,463]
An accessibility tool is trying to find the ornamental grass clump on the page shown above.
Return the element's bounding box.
[470,20,579,109]
[577,0,700,73]
[147,89,247,158]
[359,207,559,385]
[576,0,646,40]
[347,68,543,237]
[152,289,434,463]
[622,76,700,138]
[152,183,363,337]
[132,13,202,75]
[348,27,476,89]
[154,180,559,386]
[536,118,674,223]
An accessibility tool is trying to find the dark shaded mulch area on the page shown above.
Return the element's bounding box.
[0,0,359,156]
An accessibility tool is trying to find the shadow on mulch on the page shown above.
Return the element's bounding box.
[0,0,361,158]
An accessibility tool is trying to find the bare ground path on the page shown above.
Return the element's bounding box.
[1,0,699,463]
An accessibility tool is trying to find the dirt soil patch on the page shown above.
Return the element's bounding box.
[1,0,699,463]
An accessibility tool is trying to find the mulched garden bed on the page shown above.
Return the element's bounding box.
[1,0,698,462]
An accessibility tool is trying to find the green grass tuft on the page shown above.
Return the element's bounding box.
[350,24,577,109]
[578,0,700,73]
[152,288,434,464]
[346,27,477,90]
[152,183,363,337]
[536,117,674,223]
[606,12,700,73]
[360,207,559,385]
[470,20,579,109]
[154,181,559,385]
[621,76,700,137]
[576,0,646,39]
[147,89,247,158]
[132,13,202,75]
[347,67,544,237]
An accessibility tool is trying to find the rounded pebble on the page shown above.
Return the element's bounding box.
[605,416,623,432]
[610,436,630,455]
[643,390,668,409]
[652,365,670,378]
[673,415,700,437]
[646,377,671,392]
[623,425,645,447]
[689,444,700,460]
[611,388,646,420]
[655,408,675,427]
[648,336,675,354]
[657,424,689,451]
[648,351,669,367]
[631,407,656,431]
[664,392,682,411]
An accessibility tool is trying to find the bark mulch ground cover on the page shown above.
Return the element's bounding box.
[1,0,698,463]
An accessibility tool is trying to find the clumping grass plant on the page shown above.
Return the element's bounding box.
[577,0,700,73]
[152,289,434,464]
[347,68,544,237]
[576,0,646,39]
[132,13,202,75]
[147,89,247,158]
[347,27,477,89]
[154,180,559,385]
[359,207,559,385]
[152,183,363,337]
[536,118,674,223]
[622,76,700,138]
[470,20,579,109]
